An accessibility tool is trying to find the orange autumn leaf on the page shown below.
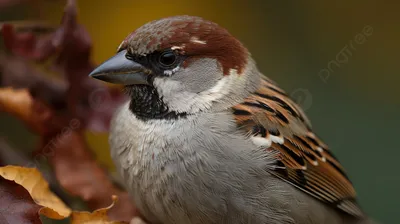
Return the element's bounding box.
[0,165,132,223]
[1,0,135,222]
[71,195,128,224]
[0,86,55,135]
[0,87,32,124]
[0,87,135,221]
[0,165,72,219]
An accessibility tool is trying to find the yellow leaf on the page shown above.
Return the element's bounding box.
[71,195,127,224]
[0,87,32,122]
[0,165,72,219]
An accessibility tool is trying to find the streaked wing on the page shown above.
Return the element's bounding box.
[232,77,364,217]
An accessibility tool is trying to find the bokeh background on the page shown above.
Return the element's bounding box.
[1,0,399,223]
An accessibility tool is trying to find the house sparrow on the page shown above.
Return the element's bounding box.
[89,16,376,224]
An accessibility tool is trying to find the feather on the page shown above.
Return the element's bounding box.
[232,77,365,218]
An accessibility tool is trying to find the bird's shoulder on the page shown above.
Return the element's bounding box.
[231,76,365,218]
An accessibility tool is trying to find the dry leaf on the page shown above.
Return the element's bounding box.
[0,165,132,223]
[1,0,136,222]
[0,165,72,219]
[1,1,126,133]
[0,87,36,130]
[45,131,137,221]
[0,87,135,222]
[0,0,134,220]
[71,195,128,224]
[0,85,69,136]
[0,87,32,124]
[0,177,42,224]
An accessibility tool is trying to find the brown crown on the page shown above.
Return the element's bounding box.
[118,15,249,75]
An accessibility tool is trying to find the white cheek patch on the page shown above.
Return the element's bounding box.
[198,76,229,100]
[191,71,239,111]
[153,70,239,113]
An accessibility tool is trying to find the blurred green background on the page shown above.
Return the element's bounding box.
[1,0,399,223]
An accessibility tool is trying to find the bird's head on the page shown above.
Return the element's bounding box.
[89,15,261,120]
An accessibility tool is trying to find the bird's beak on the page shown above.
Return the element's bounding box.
[89,49,149,85]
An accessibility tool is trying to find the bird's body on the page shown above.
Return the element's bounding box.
[111,100,366,224]
[90,16,377,224]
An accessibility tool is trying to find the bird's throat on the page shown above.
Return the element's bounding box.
[125,85,187,120]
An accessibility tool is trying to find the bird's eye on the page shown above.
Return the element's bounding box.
[158,50,177,67]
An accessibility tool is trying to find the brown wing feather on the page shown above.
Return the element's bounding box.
[232,77,365,217]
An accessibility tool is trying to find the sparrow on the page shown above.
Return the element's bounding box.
[89,16,376,224]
